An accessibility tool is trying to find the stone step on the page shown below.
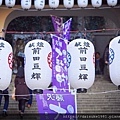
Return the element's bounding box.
[3,75,120,115]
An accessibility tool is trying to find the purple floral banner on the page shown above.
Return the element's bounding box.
[51,15,72,41]
[36,90,77,119]
[51,15,63,37]
[51,34,69,90]
[63,18,72,41]
[36,16,77,119]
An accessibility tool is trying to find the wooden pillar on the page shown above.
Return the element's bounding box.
[0,9,13,39]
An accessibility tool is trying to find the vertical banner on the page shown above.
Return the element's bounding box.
[51,15,63,37]
[63,18,72,41]
[51,34,68,91]
[36,35,77,119]
[51,15,72,41]
[36,16,77,120]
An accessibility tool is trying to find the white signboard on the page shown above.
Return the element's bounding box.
[68,39,95,89]
[5,0,16,8]
[91,0,102,7]
[107,0,117,6]
[77,0,88,8]
[63,0,74,9]
[24,39,52,90]
[49,0,59,8]
[109,36,120,87]
[21,0,31,10]
[0,40,13,90]
[34,0,45,10]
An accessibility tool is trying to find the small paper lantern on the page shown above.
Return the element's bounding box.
[91,0,102,7]
[68,39,95,92]
[0,0,2,6]
[63,0,74,9]
[109,36,120,87]
[24,39,52,90]
[107,0,117,6]
[21,0,31,10]
[49,0,59,9]
[0,40,13,90]
[77,0,88,7]
[34,0,45,10]
[5,0,16,8]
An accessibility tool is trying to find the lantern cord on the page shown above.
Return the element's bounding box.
[0,89,120,96]
[5,28,120,34]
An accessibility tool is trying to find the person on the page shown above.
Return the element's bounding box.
[95,52,104,76]
[14,60,30,119]
[14,38,25,58]
[0,88,9,117]
[103,39,112,81]
[27,88,33,108]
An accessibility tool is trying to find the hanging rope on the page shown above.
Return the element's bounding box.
[5,28,120,34]
[0,89,120,96]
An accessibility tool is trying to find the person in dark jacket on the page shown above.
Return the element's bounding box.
[95,52,104,75]
[0,88,9,116]
[102,39,112,81]
[14,61,30,118]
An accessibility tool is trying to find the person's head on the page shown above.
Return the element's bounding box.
[95,52,100,59]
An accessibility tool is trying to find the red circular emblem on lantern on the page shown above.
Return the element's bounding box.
[47,52,52,69]
[8,53,13,69]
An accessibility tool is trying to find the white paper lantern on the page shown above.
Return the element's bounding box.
[0,0,2,6]
[91,0,102,7]
[63,0,74,9]
[49,0,59,9]
[68,39,95,91]
[24,39,52,90]
[21,0,31,10]
[34,0,45,10]
[0,40,13,90]
[109,36,120,87]
[77,0,88,7]
[5,0,16,8]
[107,0,117,6]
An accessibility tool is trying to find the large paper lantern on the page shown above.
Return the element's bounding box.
[109,36,120,87]
[49,0,59,9]
[34,0,45,10]
[21,0,31,10]
[63,0,74,9]
[77,0,88,7]
[68,39,95,92]
[107,0,117,6]
[0,40,13,90]
[24,39,52,91]
[0,0,2,6]
[5,0,16,8]
[91,0,102,7]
